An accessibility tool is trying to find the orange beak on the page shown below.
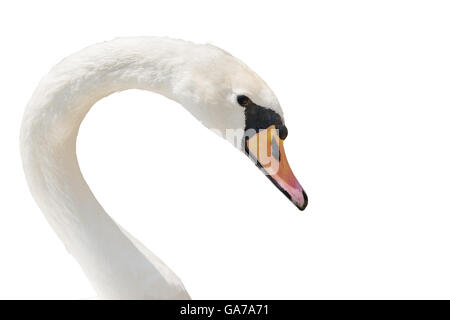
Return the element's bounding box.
[246,125,308,211]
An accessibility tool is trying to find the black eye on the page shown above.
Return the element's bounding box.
[278,125,288,140]
[237,95,251,107]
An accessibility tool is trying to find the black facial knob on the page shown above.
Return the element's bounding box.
[278,124,288,140]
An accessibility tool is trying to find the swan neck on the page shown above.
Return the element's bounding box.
[20,38,190,299]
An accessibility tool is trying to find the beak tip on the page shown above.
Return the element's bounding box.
[295,190,308,211]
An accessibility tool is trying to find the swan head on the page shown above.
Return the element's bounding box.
[171,43,308,211]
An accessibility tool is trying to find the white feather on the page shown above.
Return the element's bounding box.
[20,37,281,299]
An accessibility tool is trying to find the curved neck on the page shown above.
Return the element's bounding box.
[20,38,195,299]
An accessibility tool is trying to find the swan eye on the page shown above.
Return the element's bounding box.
[237,95,251,107]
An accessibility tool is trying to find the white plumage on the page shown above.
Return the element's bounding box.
[20,37,291,299]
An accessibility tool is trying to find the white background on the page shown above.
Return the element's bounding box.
[1,0,449,299]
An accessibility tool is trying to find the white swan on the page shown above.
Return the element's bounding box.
[20,37,307,299]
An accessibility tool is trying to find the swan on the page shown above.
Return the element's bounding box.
[20,37,308,299]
